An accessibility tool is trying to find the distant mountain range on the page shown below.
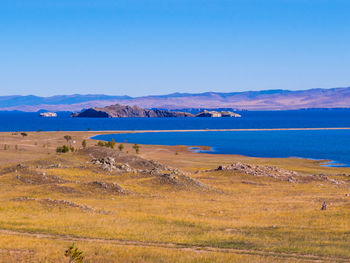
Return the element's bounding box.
[1,87,350,112]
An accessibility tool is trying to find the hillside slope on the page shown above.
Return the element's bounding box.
[1,87,350,111]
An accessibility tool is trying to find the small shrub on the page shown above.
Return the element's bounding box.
[110,139,116,149]
[65,243,84,263]
[56,145,69,153]
[20,132,28,137]
[82,140,87,148]
[118,144,124,151]
[97,141,105,147]
[133,144,140,154]
[97,140,116,149]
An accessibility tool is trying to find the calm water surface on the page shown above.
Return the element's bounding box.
[1,110,349,166]
[93,130,350,167]
[1,109,350,131]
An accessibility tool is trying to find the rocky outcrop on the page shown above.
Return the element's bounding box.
[91,157,136,173]
[87,146,210,190]
[199,162,345,184]
[196,110,241,117]
[71,104,194,118]
[215,162,298,179]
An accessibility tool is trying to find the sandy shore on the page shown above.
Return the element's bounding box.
[108,127,350,133]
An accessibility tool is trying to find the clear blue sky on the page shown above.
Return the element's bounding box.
[1,0,349,97]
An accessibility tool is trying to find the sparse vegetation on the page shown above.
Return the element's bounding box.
[65,243,84,263]
[0,131,349,262]
[97,139,116,149]
[133,143,140,154]
[118,143,124,151]
[56,145,69,153]
[64,135,72,145]
[82,140,87,148]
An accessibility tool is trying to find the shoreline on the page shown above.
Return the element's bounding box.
[1,127,350,134]
[90,128,350,168]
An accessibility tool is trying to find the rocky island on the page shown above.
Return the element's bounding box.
[71,104,194,118]
[72,104,243,118]
[195,110,241,117]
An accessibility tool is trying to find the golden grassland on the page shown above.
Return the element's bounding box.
[0,131,349,262]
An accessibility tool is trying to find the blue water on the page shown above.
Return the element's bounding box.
[1,110,350,166]
[1,109,350,132]
[93,130,350,167]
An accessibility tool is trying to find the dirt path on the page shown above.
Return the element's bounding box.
[0,229,348,262]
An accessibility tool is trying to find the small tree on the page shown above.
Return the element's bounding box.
[82,140,87,148]
[65,243,84,263]
[20,132,28,137]
[64,135,72,145]
[133,144,140,154]
[110,139,116,149]
[118,143,124,152]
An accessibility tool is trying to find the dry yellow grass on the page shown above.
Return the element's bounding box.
[0,131,349,262]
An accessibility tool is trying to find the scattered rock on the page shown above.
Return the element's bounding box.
[92,157,136,173]
[48,184,81,194]
[16,172,68,185]
[87,181,128,194]
[321,202,327,211]
[202,162,345,185]
[215,162,298,179]
[16,163,29,169]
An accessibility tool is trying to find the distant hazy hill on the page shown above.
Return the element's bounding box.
[0,87,350,111]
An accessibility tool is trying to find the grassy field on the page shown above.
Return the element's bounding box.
[0,131,349,262]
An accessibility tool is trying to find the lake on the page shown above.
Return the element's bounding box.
[93,129,350,167]
[1,110,349,166]
[1,109,350,132]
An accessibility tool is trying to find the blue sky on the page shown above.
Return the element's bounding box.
[1,0,349,96]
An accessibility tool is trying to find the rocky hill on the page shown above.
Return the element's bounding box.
[71,104,194,118]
